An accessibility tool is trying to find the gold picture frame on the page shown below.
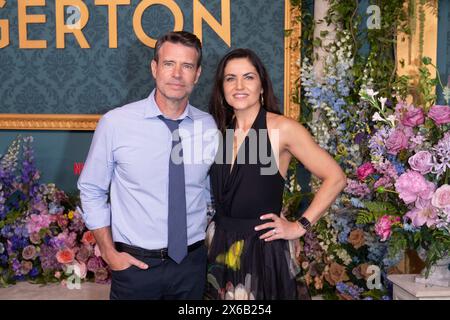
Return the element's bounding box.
[0,0,301,130]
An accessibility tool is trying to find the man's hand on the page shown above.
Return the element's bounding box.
[103,250,149,271]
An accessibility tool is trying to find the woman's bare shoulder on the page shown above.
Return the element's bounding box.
[266,111,304,131]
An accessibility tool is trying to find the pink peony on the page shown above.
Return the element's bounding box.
[375,215,400,241]
[408,151,434,175]
[357,162,375,181]
[395,171,436,204]
[26,213,53,234]
[405,199,439,228]
[428,105,450,125]
[431,185,450,210]
[402,107,425,127]
[22,245,37,260]
[56,248,75,264]
[386,129,409,155]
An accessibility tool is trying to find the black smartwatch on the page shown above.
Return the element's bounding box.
[297,216,312,232]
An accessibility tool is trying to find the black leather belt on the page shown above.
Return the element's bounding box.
[114,240,204,259]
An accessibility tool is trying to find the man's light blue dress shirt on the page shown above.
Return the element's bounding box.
[77,89,218,250]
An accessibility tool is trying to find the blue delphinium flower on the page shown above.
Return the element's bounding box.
[29,267,39,278]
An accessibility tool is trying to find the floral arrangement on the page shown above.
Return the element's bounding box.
[0,136,110,287]
[348,81,450,275]
[290,0,449,299]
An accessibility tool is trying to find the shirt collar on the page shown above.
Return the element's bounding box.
[144,89,195,121]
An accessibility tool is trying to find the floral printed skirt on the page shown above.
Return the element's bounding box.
[205,214,310,300]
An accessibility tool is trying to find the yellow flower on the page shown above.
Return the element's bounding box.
[67,211,74,220]
[216,240,244,271]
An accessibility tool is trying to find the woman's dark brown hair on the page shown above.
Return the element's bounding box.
[209,48,281,132]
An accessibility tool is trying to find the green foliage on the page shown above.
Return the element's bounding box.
[356,201,398,224]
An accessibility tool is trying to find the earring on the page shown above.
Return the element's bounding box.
[260,94,264,106]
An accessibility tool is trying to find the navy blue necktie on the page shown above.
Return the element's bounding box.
[158,115,187,264]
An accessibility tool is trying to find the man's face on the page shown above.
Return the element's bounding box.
[151,42,202,103]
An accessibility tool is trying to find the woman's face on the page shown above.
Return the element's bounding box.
[222,58,262,112]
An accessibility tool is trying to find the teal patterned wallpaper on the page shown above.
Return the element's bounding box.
[0,0,285,114]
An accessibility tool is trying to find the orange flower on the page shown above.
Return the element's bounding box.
[81,231,96,246]
[348,229,365,249]
[324,262,349,286]
[56,248,75,264]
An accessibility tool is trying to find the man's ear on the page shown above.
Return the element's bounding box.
[194,66,202,84]
[150,60,157,79]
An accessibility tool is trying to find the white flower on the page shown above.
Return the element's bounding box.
[372,112,384,122]
[386,115,397,127]
[378,97,387,111]
[366,88,379,97]
[234,283,249,300]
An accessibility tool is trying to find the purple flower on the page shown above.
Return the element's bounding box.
[431,132,450,178]
[408,151,434,175]
[344,179,371,197]
[386,129,409,155]
[39,244,61,271]
[395,171,436,204]
[401,107,425,127]
[87,256,105,272]
[428,105,450,125]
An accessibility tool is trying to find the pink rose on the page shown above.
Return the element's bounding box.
[22,245,37,260]
[428,105,450,125]
[395,171,436,204]
[408,151,434,175]
[375,215,400,241]
[402,107,425,127]
[432,185,450,210]
[357,163,375,181]
[56,248,75,264]
[29,233,41,245]
[386,129,409,155]
[405,199,439,228]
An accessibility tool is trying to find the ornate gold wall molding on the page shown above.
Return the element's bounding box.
[0,2,300,130]
[397,0,438,88]
[0,114,100,130]
[284,0,301,121]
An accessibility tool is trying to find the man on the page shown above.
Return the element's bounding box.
[77,31,218,299]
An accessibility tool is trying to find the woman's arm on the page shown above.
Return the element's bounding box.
[256,116,347,241]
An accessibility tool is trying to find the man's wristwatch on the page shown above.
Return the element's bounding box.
[297,217,312,232]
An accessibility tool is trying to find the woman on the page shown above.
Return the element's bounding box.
[206,48,347,300]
